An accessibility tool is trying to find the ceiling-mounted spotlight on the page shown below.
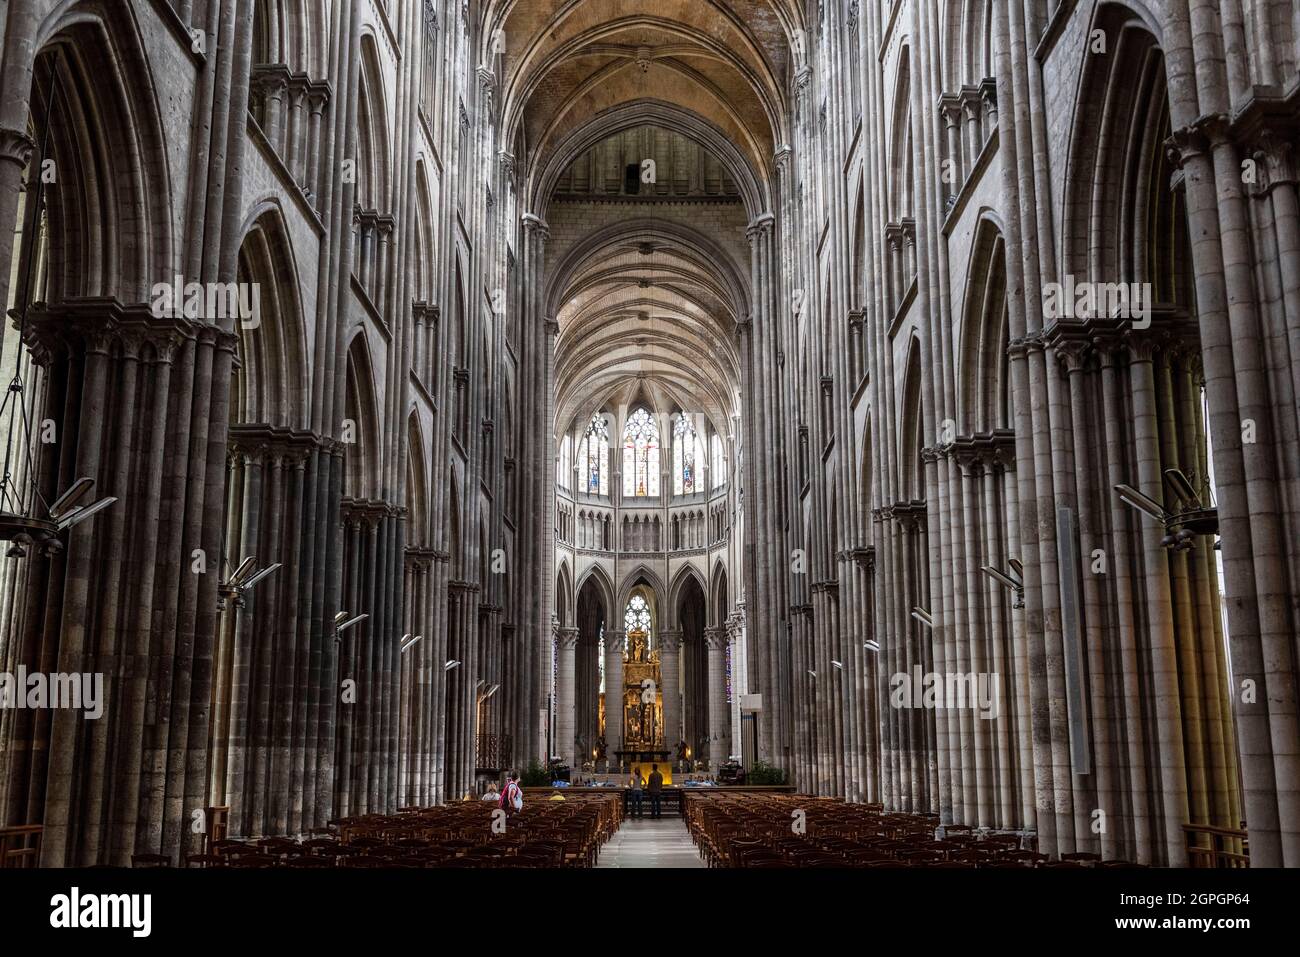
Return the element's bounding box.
[830,660,844,670]
[218,555,280,610]
[243,563,282,589]
[1163,468,1201,508]
[400,633,425,654]
[1114,479,1217,550]
[48,477,94,520]
[982,559,1025,609]
[1115,483,1166,523]
[807,670,817,680]
[862,639,880,652]
[333,612,369,642]
[229,556,257,587]
[54,496,118,532]
[911,607,933,629]
[445,660,462,671]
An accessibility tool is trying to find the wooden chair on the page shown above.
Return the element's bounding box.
[0,825,43,868]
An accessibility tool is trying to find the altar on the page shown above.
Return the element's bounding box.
[607,628,672,782]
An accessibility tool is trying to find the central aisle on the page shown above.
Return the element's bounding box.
[596,815,706,868]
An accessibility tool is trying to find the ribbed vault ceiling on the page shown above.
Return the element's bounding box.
[553,222,743,435]
[486,0,796,441]
[489,0,797,206]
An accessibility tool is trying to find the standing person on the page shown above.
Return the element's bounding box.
[647,764,664,819]
[482,781,500,801]
[628,768,644,818]
[500,771,524,815]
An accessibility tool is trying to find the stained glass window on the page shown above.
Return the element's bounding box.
[672,414,705,496]
[623,594,652,639]
[578,412,609,495]
[622,408,660,497]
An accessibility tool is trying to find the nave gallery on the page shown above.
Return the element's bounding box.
[0,0,1297,879]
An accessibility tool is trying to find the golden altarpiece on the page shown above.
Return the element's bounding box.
[601,629,672,779]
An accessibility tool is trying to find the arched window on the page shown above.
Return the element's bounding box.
[558,435,572,490]
[578,412,609,495]
[672,414,706,496]
[624,594,652,641]
[711,434,726,490]
[622,408,660,497]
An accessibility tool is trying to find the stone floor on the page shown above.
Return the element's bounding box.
[596,814,706,868]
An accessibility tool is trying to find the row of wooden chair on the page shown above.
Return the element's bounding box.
[684,793,1140,868]
[135,794,625,868]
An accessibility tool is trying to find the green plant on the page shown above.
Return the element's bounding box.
[519,762,550,787]
[747,760,787,786]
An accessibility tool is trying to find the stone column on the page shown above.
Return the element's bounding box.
[939,94,964,189]
[705,626,727,770]
[727,615,745,761]
[605,630,626,764]
[556,627,579,770]
[659,629,682,756]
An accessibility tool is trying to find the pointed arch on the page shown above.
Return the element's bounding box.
[616,563,667,616]
[344,332,382,499]
[899,336,926,502]
[575,563,616,625]
[957,212,1009,435]
[234,202,308,429]
[888,46,914,223]
[406,410,430,547]
[555,558,575,629]
[709,560,729,628]
[1060,5,1190,308]
[667,564,707,628]
[447,462,464,578]
[28,10,174,304]
[850,182,867,309]
[412,160,437,303]
[356,33,391,213]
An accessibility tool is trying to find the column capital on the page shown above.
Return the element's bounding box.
[1054,338,1091,374]
[1252,132,1298,192]
[521,212,550,238]
[658,629,683,652]
[746,213,776,240]
[938,91,963,126]
[0,127,36,170]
